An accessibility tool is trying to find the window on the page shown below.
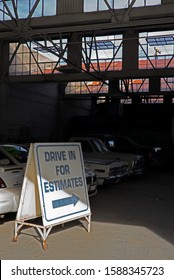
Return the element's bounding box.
[146,0,161,5]
[99,0,113,10]
[82,34,123,72]
[80,141,93,153]
[18,0,29,18]
[65,81,109,95]
[91,139,109,152]
[84,0,161,12]
[3,145,28,164]
[114,0,128,9]
[44,0,56,16]
[0,0,56,20]
[161,77,174,92]
[84,0,97,12]
[9,39,66,76]
[119,79,149,93]
[0,151,13,165]
[139,30,174,69]
[32,0,43,17]
[133,0,145,7]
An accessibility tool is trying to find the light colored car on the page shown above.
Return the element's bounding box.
[1,144,28,165]
[84,158,129,185]
[0,187,21,218]
[69,136,145,176]
[85,167,98,196]
[69,138,129,185]
[0,145,26,217]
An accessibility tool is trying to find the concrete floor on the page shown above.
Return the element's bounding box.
[1,167,174,259]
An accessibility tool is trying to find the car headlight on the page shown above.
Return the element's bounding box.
[153,147,161,152]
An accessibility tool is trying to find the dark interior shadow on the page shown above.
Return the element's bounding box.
[89,167,174,246]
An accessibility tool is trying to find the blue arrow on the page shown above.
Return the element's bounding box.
[52,194,80,209]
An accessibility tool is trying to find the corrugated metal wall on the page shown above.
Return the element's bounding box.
[58,0,83,15]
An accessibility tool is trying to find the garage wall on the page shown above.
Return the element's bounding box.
[0,84,8,141]
[60,97,93,140]
[0,83,94,143]
[5,83,59,143]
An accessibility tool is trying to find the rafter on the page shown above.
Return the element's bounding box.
[103,0,119,22]
[121,0,137,21]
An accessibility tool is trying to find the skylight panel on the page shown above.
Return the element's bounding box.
[146,36,174,46]
[33,45,60,53]
[88,40,115,50]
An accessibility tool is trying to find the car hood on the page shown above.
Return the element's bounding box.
[84,158,127,166]
[0,166,24,172]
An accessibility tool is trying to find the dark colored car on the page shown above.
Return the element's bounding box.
[84,134,162,167]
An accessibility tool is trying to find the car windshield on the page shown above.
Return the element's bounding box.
[91,139,109,152]
[3,145,28,163]
[113,136,140,147]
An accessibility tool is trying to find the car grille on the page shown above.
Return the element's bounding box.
[109,165,128,177]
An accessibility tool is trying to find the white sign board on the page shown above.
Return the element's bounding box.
[15,143,91,248]
[34,143,90,226]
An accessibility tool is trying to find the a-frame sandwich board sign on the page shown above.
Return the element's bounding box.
[13,142,91,249]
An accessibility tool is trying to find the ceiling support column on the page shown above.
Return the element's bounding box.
[0,41,10,81]
[0,83,9,141]
[149,77,160,94]
[122,30,138,73]
[109,79,120,95]
[67,32,82,72]
[0,41,10,141]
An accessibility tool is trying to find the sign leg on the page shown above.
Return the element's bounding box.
[42,240,47,250]
[12,221,23,242]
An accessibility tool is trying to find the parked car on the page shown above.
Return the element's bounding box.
[0,187,21,219]
[2,144,28,165]
[85,167,98,196]
[84,158,129,185]
[69,136,145,176]
[88,134,162,167]
[21,142,129,186]
[0,144,26,217]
